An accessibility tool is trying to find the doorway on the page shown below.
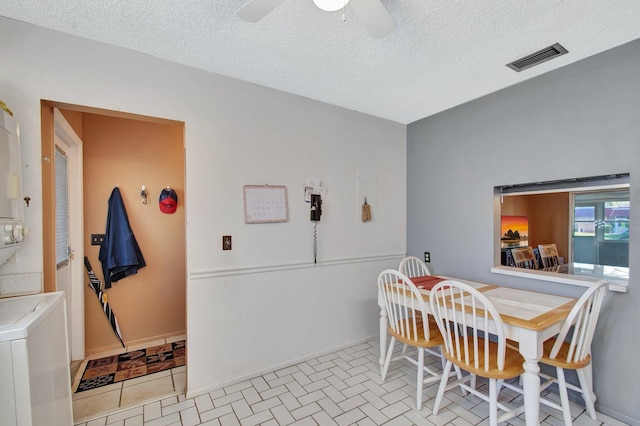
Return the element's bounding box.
[41,102,187,420]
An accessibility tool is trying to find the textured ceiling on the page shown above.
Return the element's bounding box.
[2,0,640,124]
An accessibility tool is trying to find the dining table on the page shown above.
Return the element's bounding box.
[378,274,578,426]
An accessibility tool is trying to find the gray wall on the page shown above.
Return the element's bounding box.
[407,39,640,424]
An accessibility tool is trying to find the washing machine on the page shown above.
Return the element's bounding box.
[0,292,73,425]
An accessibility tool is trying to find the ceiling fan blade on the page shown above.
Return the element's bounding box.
[237,0,286,22]
[348,0,396,39]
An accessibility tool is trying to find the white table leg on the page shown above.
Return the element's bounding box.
[518,330,543,426]
[522,358,541,425]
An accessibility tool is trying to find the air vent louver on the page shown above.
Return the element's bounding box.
[507,43,568,72]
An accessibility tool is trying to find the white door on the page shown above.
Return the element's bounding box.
[54,109,85,361]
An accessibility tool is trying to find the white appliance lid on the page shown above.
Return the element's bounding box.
[0,292,64,342]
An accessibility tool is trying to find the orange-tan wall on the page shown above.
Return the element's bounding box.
[60,109,83,137]
[529,193,569,260]
[501,193,569,260]
[500,195,529,216]
[81,113,185,354]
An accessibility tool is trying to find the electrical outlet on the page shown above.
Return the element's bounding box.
[424,252,431,263]
[222,235,232,250]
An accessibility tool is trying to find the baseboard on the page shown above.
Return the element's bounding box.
[595,405,639,426]
[84,330,186,356]
[185,335,377,399]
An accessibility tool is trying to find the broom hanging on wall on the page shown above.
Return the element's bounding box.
[362,198,372,222]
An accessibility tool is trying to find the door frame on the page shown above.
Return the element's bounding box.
[54,109,85,361]
[42,105,85,361]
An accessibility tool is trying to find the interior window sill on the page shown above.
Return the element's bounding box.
[490,266,629,293]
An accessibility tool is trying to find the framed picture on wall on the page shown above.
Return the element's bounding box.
[500,215,528,248]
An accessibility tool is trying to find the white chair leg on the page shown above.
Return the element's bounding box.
[489,378,498,426]
[556,367,573,426]
[582,363,597,406]
[577,368,597,420]
[381,337,396,381]
[416,348,424,410]
[453,365,467,396]
[432,360,453,415]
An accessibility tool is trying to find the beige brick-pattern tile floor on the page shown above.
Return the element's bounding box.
[74,340,629,426]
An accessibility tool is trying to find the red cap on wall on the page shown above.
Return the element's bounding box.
[159,188,178,214]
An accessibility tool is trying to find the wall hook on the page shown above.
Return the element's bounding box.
[140,185,148,204]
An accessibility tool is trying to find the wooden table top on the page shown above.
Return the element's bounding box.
[399,275,577,332]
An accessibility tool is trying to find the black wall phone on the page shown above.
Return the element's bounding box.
[310,194,322,221]
[310,193,322,263]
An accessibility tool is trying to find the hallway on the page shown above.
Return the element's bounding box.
[72,335,186,423]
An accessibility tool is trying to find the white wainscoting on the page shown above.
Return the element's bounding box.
[186,254,403,398]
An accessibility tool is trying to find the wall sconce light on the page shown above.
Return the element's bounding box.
[140,185,148,204]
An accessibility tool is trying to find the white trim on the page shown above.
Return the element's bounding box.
[490,266,628,293]
[190,253,405,280]
[53,108,85,362]
[499,183,629,197]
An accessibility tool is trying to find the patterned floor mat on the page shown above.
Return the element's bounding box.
[75,340,185,393]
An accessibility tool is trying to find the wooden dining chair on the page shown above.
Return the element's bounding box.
[399,255,431,278]
[398,255,448,368]
[377,269,449,410]
[511,246,538,269]
[538,243,560,268]
[429,280,525,426]
[538,280,607,425]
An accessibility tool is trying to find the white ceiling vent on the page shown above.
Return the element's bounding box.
[507,43,568,72]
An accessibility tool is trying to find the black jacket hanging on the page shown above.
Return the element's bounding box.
[99,187,146,288]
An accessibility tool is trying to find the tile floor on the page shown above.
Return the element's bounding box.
[74,339,629,426]
[72,335,187,424]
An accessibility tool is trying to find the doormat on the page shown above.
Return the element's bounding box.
[75,340,185,393]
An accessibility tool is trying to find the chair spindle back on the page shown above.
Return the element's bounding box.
[399,256,431,278]
[549,280,607,363]
[378,269,431,344]
[430,280,507,372]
